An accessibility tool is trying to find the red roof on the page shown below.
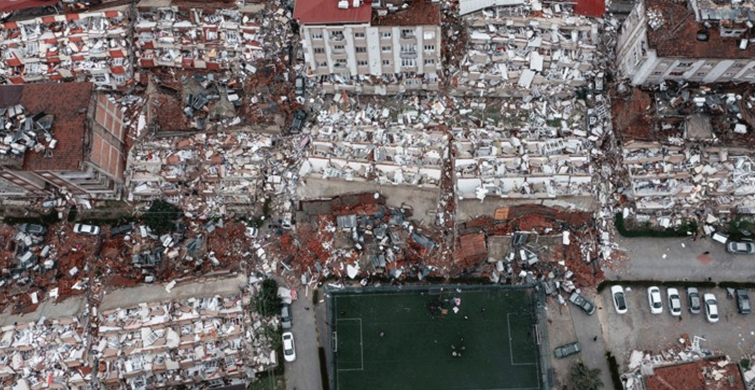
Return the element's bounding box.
[573,0,605,17]
[294,0,371,24]
[0,0,58,13]
[0,83,93,172]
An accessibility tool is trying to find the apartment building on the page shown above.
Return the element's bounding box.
[295,0,442,93]
[134,0,266,71]
[0,82,127,199]
[617,0,755,85]
[0,4,132,89]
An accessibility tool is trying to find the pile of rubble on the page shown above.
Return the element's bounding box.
[0,104,56,164]
[95,293,275,390]
[0,317,90,390]
[0,4,131,89]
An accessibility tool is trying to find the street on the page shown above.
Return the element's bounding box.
[607,235,755,282]
[285,295,322,390]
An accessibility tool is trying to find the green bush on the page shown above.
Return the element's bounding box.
[143,200,182,234]
[571,362,604,390]
[605,352,623,390]
[3,212,60,226]
[615,213,697,238]
[741,358,751,370]
[254,278,282,317]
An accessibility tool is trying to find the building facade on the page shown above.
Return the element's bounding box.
[295,0,442,92]
[0,83,127,199]
[617,0,755,85]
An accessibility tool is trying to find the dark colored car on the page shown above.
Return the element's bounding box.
[110,224,134,238]
[280,303,293,330]
[294,76,305,96]
[687,287,701,314]
[18,223,47,235]
[291,109,307,133]
[554,342,581,359]
[736,289,751,315]
[568,292,596,315]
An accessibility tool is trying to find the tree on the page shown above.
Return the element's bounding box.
[254,279,282,317]
[143,200,181,234]
[571,362,604,390]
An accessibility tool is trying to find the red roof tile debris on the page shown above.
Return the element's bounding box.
[573,0,605,17]
[645,358,746,390]
[646,0,755,59]
[0,83,94,172]
[454,233,487,268]
[294,0,372,24]
[0,0,57,13]
[372,1,440,26]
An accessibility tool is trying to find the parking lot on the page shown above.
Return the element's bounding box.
[598,285,755,370]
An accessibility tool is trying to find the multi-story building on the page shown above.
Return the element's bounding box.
[295,0,442,93]
[0,82,127,199]
[134,0,266,71]
[0,4,132,89]
[617,0,755,85]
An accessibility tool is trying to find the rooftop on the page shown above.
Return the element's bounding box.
[293,0,372,25]
[645,357,746,390]
[372,1,441,26]
[0,0,57,13]
[646,0,755,59]
[0,83,93,172]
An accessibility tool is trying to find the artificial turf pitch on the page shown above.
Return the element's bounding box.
[329,286,542,390]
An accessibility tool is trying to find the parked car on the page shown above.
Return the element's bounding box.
[568,292,596,315]
[110,224,133,238]
[553,342,582,359]
[18,223,47,235]
[611,285,628,314]
[667,288,682,316]
[735,289,751,315]
[687,287,701,314]
[726,240,755,254]
[280,303,293,330]
[294,76,305,96]
[73,223,101,236]
[282,332,296,362]
[569,291,595,315]
[704,293,719,323]
[648,286,663,314]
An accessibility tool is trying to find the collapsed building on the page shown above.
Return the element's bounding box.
[134,0,267,71]
[614,86,755,217]
[0,3,132,89]
[455,0,605,97]
[0,82,127,200]
[294,0,442,93]
[617,0,755,85]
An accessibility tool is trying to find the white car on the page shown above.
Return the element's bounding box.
[667,288,682,316]
[704,293,719,323]
[282,332,296,362]
[73,223,101,236]
[648,286,663,314]
[611,285,628,314]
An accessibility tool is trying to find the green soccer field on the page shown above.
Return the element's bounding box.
[328,286,543,390]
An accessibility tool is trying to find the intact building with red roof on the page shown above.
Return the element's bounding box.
[0,82,128,199]
[294,0,442,93]
[617,0,755,85]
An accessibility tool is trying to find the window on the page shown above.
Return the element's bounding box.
[381,46,391,52]
[311,32,323,40]
[651,71,663,75]
[331,31,344,40]
[381,31,391,39]
[316,61,327,67]
[723,72,735,77]
[314,48,324,53]
[424,31,435,40]
[668,71,684,76]
[424,44,435,52]
[401,58,416,68]
[357,60,368,67]
[424,59,435,66]
[113,74,127,85]
[333,45,345,52]
[356,46,367,53]
[703,61,715,67]
[676,62,693,67]
[695,72,706,76]
[400,44,416,54]
[401,29,414,39]
[733,63,746,68]
[355,32,365,38]
[334,59,347,67]
[382,59,391,66]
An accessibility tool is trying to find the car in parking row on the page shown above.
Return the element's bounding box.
[611,285,628,314]
[648,286,663,314]
[704,293,719,323]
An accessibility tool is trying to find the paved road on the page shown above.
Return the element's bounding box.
[570,293,613,390]
[607,235,755,282]
[286,296,322,390]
